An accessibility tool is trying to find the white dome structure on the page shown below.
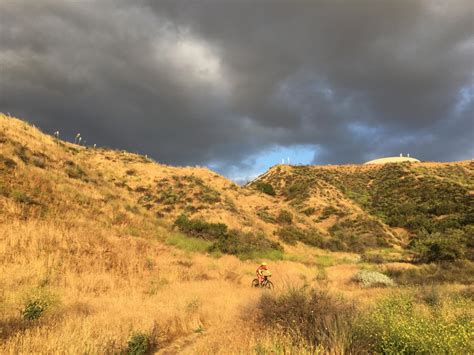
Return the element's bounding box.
[364,155,420,165]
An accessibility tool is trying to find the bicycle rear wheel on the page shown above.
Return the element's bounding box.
[251,279,260,288]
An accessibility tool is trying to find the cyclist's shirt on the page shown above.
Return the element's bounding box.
[256,265,270,277]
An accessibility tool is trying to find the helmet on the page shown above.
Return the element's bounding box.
[261,262,267,266]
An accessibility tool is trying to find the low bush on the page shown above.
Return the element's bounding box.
[255,182,276,196]
[198,187,221,204]
[125,332,150,355]
[360,253,386,264]
[174,214,227,240]
[302,207,316,216]
[21,288,58,321]
[318,206,342,220]
[11,190,37,205]
[277,226,324,247]
[412,230,466,263]
[328,216,391,252]
[0,154,17,170]
[32,156,46,168]
[256,208,275,223]
[174,215,282,257]
[210,229,283,257]
[276,210,293,225]
[14,144,29,163]
[352,270,395,288]
[385,261,474,285]
[258,287,355,350]
[65,161,87,180]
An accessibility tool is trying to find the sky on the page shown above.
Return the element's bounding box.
[1,0,473,182]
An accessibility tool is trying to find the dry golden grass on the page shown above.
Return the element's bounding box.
[1,114,472,353]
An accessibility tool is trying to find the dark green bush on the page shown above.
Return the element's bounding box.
[199,187,221,204]
[255,182,276,196]
[256,208,275,223]
[126,332,150,355]
[413,230,466,263]
[22,299,48,321]
[32,156,46,168]
[210,229,282,256]
[174,214,227,240]
[276,210,293,225]
[11,190,37,205]
[174,215,282,256]
[277,226,325,248]
[0,154,17,170]
[14,144,29,163]
[21,289,57,321]
[302,207,316,216]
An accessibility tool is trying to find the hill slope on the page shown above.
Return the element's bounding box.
[249,160,473,259]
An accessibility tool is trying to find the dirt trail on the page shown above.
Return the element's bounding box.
[157,332,205,355]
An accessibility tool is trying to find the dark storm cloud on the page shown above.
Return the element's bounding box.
[1,0,473,176]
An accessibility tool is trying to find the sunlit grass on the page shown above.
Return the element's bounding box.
[165,233,213,253]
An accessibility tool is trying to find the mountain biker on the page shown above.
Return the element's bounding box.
[256,262,271,285]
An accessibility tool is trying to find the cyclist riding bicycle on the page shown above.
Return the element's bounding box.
[256,262,272,285]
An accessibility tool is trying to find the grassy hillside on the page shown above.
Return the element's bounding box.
[250,161,473,260]
[1,114,473,353]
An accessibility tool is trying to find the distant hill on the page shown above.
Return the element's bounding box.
[248,160,473,260]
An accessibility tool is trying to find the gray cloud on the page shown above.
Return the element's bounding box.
[1,0,473,176]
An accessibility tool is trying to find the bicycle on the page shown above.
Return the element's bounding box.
[251,275,274,290]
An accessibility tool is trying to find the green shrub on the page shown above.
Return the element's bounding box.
[352,270,395,288]
[14,144,29,163]
[256,208,275,223]
[328,216,391,252]
[174,215,282,257]
[174,214,227,240]
[255,182,276,196]
[302,207,316,216]
[11,190,37,205]
[21,289,57,321]
[22,299,48,321]
[0,154,17,170]
[276,210,293,224]
[126,332,150,355]
[210,229,282,257]
[65,161,87,180]
[32,156,46,168]
[318,206,340,220]
[277,226,324,247]
[413,230,466,263]
[199,187,221,204]
[158,188,182,205]
[352,295,473,354]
